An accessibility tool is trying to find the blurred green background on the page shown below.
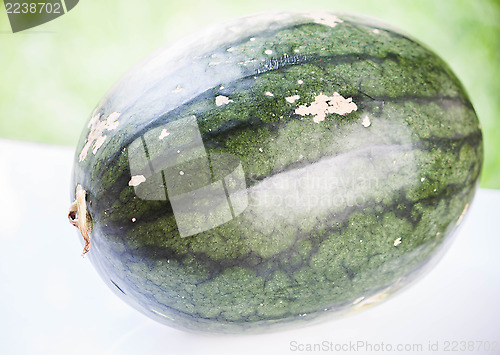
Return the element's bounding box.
[0,0,499,188]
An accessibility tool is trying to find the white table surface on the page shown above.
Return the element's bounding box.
[0,138,499,355]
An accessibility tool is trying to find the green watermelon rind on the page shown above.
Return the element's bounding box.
[71,11,482,333]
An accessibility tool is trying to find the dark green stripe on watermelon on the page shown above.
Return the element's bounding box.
[72,11,482,333]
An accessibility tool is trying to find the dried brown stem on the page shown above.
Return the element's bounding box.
[68,184,92,256]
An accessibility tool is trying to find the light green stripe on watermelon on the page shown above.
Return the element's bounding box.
[72,11,482,333]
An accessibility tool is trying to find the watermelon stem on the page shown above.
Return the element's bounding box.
[68,184,92,256]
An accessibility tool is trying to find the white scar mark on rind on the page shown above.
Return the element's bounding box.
[158,129,170,140]
[295,93,357,123]
[306,12,343,28]
[215,95,234,106]
[172,85,183,93]
[129,175,146,187]
[79,111,120,162]
[285,95,300,103]
[456,203,469,226]
[362,115,371,127]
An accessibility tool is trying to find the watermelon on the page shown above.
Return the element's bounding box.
[69,11,483,333]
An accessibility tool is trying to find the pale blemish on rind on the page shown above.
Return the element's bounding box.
[159,129,170,140]
[79,111,120,162]
[456,203,469,226]
[352,286,392,311]
[362,115,371,127]
[172,85,183,93]
[306,12,343,28]
[256,54,308,74]
[352,296,365,305]
[285,95,300,103]
[129,175,146,187]
[151,308,175,321]
[215,95,234,106]
[295,93,357,123]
